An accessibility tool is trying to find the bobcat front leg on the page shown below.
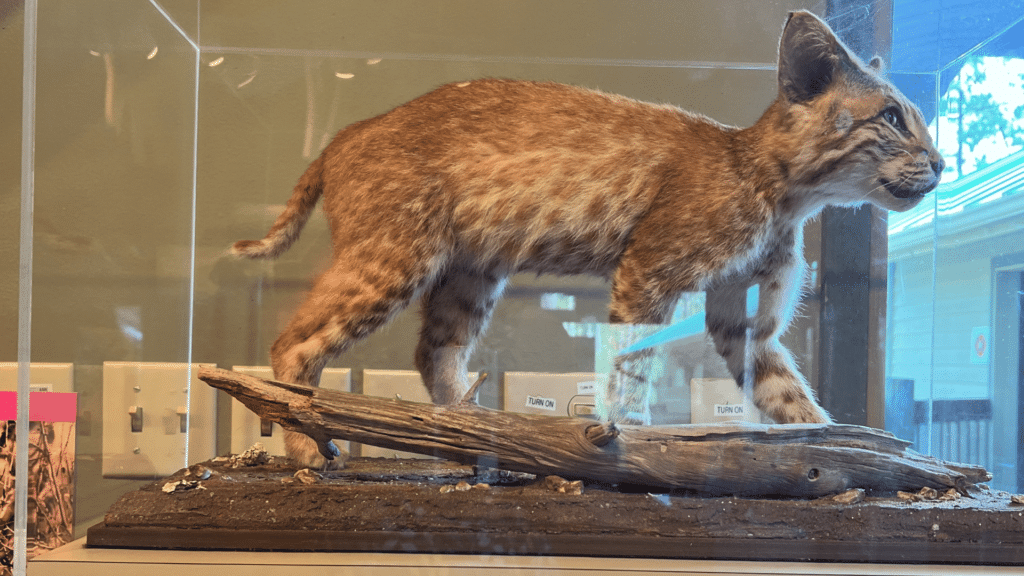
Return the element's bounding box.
[707,242,832,424]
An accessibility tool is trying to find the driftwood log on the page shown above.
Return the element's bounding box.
[198,367,989,497]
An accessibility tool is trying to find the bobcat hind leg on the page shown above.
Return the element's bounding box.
[272,256,433,469]
[414,267,507,405]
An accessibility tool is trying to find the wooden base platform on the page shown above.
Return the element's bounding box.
[86,457,1024,565]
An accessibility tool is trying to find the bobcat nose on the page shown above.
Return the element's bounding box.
[931,156,945,176]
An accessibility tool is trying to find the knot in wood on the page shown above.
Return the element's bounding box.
[585,422,619,447]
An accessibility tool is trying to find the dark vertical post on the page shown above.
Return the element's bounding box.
[818,0,893,427]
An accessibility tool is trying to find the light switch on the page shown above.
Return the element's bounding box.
[102,362,217,478]
[229,366,351,457]
[0,362,74,393]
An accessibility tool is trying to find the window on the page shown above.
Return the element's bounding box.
[887,4,1024,492]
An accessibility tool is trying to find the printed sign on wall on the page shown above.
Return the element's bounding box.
[970,326,990,364]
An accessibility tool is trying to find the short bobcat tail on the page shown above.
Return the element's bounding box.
[231,156,325,259]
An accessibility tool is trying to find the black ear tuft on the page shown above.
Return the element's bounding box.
[778,11,847,103]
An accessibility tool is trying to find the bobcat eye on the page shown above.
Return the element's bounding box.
[881,107,907,133]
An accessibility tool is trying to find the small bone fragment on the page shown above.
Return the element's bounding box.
[294,468,322,485]
[230,443,270,468]
[544,475,583,495]
[831,488,865,505]
[162,480,203,494]
[186,465,213,480]
[558,480,584,495]
[544,475,568,491]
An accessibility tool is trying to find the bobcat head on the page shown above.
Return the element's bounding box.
[770,11,944,215]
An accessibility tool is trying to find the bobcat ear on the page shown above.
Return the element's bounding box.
[778,11,847,103]
[868,55,886,72]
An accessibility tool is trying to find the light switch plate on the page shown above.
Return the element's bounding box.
[689,377,761,424]
[503,372,597,418]
[102,362,217,478]
[0,363,74,393]
[360,369,474,460]
[229,366,351,457]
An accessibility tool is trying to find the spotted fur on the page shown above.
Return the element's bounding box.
[233,11,943,468]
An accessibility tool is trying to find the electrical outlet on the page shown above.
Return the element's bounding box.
[101,362,217,478]
[0,363,74,393]
[503,372,597,418]
[229,366,351,457]
[360,369,474,460]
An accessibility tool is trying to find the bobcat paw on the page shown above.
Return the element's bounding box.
[795,405,834,425]
[284,429,349,471]
[771,401,834,425]
[755,379,834,425]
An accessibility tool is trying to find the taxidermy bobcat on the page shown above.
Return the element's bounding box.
[232,11,943,468]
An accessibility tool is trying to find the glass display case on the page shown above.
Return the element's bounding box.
[886,2,1024,495]
[5,0,1024,574]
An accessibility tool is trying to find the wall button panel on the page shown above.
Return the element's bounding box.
[102,362,216,478]
[503,372,597,418]
[0,362,74,394]
[689,377,762,424]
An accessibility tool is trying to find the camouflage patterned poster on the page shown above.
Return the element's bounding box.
[0,393,76,574]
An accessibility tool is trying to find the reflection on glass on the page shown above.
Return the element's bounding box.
[888,48,1024,492]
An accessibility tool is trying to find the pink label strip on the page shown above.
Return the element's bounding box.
[0,392,78,423]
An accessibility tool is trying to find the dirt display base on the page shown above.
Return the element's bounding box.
[87,456,1024,565]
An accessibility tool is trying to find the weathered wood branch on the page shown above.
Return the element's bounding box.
[198,367,990,497]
